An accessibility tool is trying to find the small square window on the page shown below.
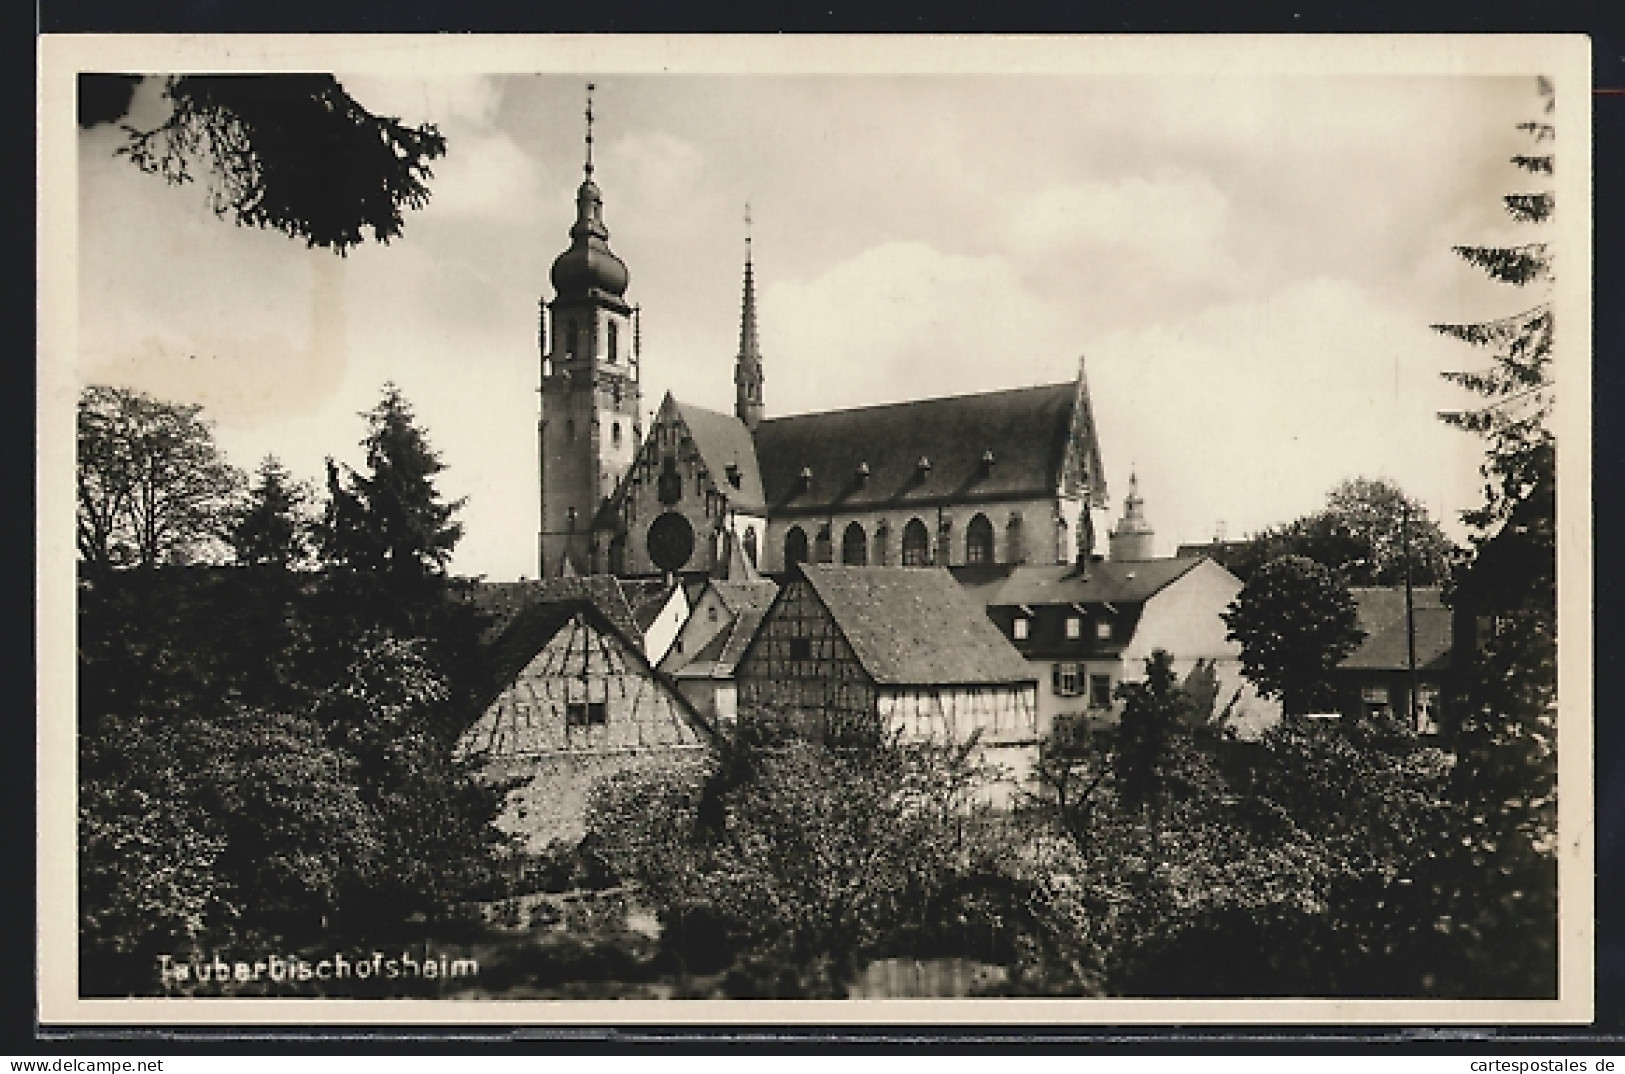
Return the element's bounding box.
[1065,617,1082,640]
[790,637,812,660]
[1095,620,1113,641]
[1013,618,1030,640]
[566,702,588,727]
[587,701,608,726]
[708,606,719,623]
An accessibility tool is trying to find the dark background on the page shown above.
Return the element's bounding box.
[16,0,1624,1053]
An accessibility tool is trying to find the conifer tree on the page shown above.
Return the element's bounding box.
[1423,75,1558,998]
[231,455,313,569]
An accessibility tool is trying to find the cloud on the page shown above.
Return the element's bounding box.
[337,74,502,129]
[1010,169,1241,288]
[1085,277,1483,550]
[422,130,543,222]
[761,241,1079,414]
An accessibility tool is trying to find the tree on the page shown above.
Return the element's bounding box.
[77,385,246,570]
[1223,477,1454,586]
[80,74,446,253]
[1418,75,1558,999]
[231,455,314,569]
[320,384,464,581]
[1222,555,1365,717]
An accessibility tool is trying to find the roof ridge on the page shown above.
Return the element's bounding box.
[757,380,1074,425]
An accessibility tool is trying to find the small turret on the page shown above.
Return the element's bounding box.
[1109,472,1156,561]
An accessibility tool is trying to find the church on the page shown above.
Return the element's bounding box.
[536,98,1110,582]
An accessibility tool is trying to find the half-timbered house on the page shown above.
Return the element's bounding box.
[662,578,779,725]
[456,598,712,850]
[734,564,1040,794]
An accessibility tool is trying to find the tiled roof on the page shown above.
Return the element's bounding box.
[710,578,779,616]
[752,382,1103,516]
[672,606,769,680]
[951,557,1206,609]
[619,576,681,632]
[1342,587,1452,672]
[465,577,639,645]
[465,597,711,740]
[674,400,768,513]
[796,564,1036,687]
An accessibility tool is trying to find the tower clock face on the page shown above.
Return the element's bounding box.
[647,511,694,573]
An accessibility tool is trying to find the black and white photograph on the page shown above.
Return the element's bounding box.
[37,34,1592,1023]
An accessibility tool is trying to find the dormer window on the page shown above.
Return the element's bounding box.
[1013,617,1030,641]
[1095,620,1113,641]
[798,466,814,492]
[980,449,996,476]
[1065,616,1082,640]
[915,456,932,480]
[855,461,871,487]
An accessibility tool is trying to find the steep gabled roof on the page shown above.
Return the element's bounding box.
[794,564,1035,687]
[619,576,683,632]
[465,576,639,645]
[710,578,779,617]
[466,599,620,720]
[674,400,767,513]
[1342,587,1452,672]
[951,557,1206,609]
[672,606,770,680]
[753,381,1100,516]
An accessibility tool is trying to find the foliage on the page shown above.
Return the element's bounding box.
[585,718,1030,997]
[1435,76,1555,534]
[77,385,246,571]
[231,455,314,569]
[86,74,447,253]
[1222,555,1365,716]
[320,384,465,582]
[1223,477,1453,587]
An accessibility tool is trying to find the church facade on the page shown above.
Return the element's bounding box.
[537,104,1110,581]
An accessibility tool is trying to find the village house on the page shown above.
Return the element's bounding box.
[1335,585,1452,734]
[734,564,1040,796]
[953,477,1278,737]
[660,577,780,725]
[455,598,713,850]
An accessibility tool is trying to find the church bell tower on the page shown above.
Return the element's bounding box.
[538,85,641,577]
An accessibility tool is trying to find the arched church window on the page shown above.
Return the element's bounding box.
[813,525,833,564]
[1007,513,1025,565]
[966,513,994,565]
[841,522,868,565]
[607,320,618,362]
[743,526,759,567]
[902,518,931,566]
[1056,516,1070,564]
[612,422,622,448]
[784,526,809,567]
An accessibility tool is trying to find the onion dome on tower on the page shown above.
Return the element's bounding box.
[549,88,630,303]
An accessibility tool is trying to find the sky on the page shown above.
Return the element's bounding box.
[75,59,1555,581]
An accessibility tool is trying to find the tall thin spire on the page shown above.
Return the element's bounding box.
[583,82,595,177]
[735,201,765,430]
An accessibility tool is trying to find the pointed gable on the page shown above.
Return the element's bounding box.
[672,400,766,512]
[459,598,710,760]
